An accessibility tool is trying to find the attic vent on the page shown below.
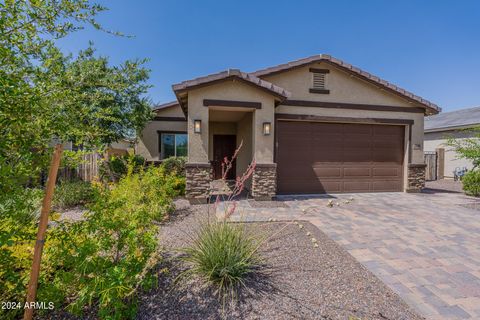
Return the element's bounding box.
[309,68,330,94]
[313,72,326,89]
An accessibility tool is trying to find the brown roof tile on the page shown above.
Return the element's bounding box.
[172,69,291,99]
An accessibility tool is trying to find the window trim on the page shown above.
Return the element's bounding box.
[157,130,187,159]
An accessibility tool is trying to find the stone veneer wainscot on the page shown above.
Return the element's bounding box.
[185,163,212,203]
[251,163,277,200]
[407,164,426,192]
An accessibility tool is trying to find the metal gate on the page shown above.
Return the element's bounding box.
[424,151,437,181]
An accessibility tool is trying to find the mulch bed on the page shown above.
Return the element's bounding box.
[137,205,423,320]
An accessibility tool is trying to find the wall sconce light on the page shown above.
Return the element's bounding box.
[263,122,271,135]
[194,120,201,133]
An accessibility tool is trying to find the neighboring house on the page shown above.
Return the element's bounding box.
[136,54,440,202]
[424,106,480,179]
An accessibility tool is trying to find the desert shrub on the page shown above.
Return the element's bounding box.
[99,154,145,182]
[53,180,95,209]
[37,165,181,319]
[179,220,264,305]
[1,164,181,319]
[462,170,480,196]
[0,188,45,320]
[161,156,187,177]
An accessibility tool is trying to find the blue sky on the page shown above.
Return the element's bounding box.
[57,0,480,112]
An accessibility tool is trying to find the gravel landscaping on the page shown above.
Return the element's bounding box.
[137,204,423,320]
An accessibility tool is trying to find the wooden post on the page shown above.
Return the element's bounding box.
[24,144,63,320]
[436,147,445,180]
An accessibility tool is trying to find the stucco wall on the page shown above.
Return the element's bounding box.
[136,105,187,161]
[187,80,276,164]
[424,130,474,178]
[236,112,253,186]
[262,62,417,108]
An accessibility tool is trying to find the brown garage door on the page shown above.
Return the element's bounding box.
[276,121,405,194]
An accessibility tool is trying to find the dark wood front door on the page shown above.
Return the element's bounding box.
[213,135,237,180]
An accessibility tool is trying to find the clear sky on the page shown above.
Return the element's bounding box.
[56,0,480,112]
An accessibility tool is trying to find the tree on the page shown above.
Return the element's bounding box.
[0,1,153,192]
[446,127,480,169]
[0,3,154,317]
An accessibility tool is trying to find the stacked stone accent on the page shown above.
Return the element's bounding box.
[185,163,212,203]
[407,164,426,192]
[251,163,277,200]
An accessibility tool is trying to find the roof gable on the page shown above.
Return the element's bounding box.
[252,54,440,114]
[172,69,291,115]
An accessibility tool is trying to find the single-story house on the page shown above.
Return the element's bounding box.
[136,54,440,202]
[424,106,480,179]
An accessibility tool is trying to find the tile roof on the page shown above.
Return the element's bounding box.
[152,100,179,111]
[172,69,291,99]
[252,54,440,114]
[425,106,480,132]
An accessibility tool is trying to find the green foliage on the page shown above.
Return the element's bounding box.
[159,157,186,195]
[462,170,480,196]
[99,154,146,182]
[161,156,187,177]
[446,127,480,169]
[0,188,44,320]
[0,1,153,193]
[53,180,95,210]
[179,220,264,305]
[40,166,181,318]
[1,165,184,319]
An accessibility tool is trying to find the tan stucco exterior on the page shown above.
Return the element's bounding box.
[424,130,474,178]
[263,62,417,108]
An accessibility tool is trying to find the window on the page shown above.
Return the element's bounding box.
[309,68,330,94]
[160,133,187,159]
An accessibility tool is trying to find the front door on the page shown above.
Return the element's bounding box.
[213,135,237,180]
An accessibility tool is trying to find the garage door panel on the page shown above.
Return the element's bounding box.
[373,167,400,178]
[277,121,404,194]
[312,167,342,178]
[344,167,371,178]
[344,181,371,192]
[312,151,343,162]
[373,149,403,162]
[372,180,402,192]
[344,148,372,162]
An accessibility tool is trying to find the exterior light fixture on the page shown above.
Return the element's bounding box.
[263,122,271,135]
[194,120,201,133]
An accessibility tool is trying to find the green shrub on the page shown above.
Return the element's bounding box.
[161,156,187,177]
[53,180,95,210]
[1,164,182,319]
[462,170,480,196]
[38,165,181,319]
[99,154,145,182]
[0,188,45,320]
[179,220,264,305]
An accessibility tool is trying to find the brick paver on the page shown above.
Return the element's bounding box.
[219,192,480,319]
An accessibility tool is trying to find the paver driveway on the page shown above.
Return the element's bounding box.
[219,191,480,319]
